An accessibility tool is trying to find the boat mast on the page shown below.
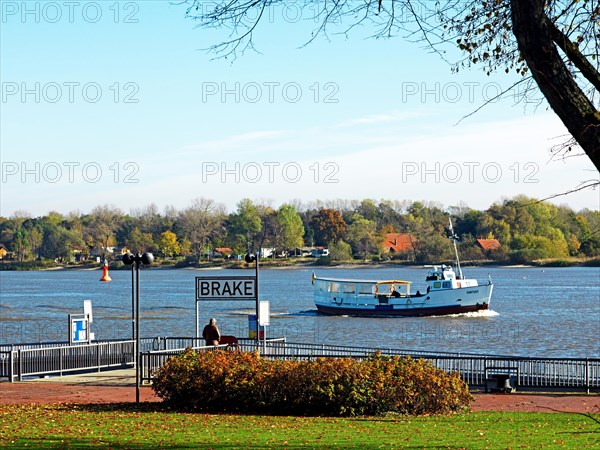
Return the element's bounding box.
[448,218,463,279]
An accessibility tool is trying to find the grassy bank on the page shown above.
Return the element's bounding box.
[0,404,598,448]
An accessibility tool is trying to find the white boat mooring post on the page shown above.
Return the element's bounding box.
[258,300,270,354]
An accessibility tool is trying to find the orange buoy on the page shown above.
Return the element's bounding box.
[99,260,112,282]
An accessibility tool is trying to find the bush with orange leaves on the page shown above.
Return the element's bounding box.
[151,349,473,416]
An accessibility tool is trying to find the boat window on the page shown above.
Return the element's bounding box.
[359,284,373,294]
[343,283,355,294]
[442,281,451,289]
[433,281,441,289]
[329,282,340,293]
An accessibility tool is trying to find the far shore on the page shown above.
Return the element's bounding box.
[2,258,598,272]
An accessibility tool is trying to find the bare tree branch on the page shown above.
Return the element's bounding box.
[518,180,600,207]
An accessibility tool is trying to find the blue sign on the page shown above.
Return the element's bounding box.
[71,317,89,344]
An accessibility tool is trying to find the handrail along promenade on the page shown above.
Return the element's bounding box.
[1,338,599,393]
[139,337,599,393]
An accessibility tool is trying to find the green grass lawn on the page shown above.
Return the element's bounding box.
[1,404,598,449]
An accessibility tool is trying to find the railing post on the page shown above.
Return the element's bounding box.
[139,352,143,384]
[483,357,487,392]
[585,358,589,394]
[97,343,101,372]
[9,350,15,382]
[59,347,63,377]
[18,350,22,381]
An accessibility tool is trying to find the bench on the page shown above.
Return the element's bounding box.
[485,366,518,393]
[219,335,239,350]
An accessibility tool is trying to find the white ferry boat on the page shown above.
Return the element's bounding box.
[313,219,493,317]
[313,264,493,316]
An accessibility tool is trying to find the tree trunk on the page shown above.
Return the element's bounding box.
[510,0,600,171]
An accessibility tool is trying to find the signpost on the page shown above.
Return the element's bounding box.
[258,300,270,352]
[68,300,94,345]
[258,300,270,326]
[69,314,90,345]
[195,276,257,301]
[195,252,262,340]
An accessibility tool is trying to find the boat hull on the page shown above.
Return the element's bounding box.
[315,302,489,317]
[313,281,493,317]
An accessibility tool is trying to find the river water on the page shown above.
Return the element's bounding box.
[0,266,598,358]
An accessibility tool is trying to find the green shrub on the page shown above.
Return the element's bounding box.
[533,259,578,267]
[108,260,125,270]
[174,255,198,268]
[0,260,60,271]
[152,349,472,416]
[313,255,332,266]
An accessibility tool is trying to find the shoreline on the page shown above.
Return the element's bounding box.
[0,263,598,272]
[0,258,600,272]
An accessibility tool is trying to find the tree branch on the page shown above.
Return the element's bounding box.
[518,180,600,207]
[510,0,600,171]
[454,78,531,125]
[546,15,600,93]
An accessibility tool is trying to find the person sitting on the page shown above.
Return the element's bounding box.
[202,317,221,346]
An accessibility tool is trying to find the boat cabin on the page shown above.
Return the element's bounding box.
[425,265,478,291]
[313,278,412,300]
[425,265,457,281]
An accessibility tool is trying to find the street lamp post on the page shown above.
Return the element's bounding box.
[245,252,259,342]
[130,264,135,340]
[123,252,153,403]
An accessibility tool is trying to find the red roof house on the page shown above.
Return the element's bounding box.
[383,233,415,253]
[476,239,501,251]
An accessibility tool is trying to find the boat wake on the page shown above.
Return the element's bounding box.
[442,309,499,318]
[287,310,321,317]
[225,309,257,316]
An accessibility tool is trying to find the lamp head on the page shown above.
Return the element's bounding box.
[122,253,135,265]
[245,253,256,263]
[141,252,154,265]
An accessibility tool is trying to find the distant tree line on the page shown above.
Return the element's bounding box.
[1,196,599,265]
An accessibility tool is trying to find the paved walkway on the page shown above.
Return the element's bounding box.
[0,370,160,404]
[1,370,599,413]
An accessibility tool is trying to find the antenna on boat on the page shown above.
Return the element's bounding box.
[448,217,463,280]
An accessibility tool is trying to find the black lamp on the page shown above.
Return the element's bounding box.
[245,252,260,341]
[123,252,153,403]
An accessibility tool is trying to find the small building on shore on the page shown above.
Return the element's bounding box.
[383,233,415,254]
[476,238,501,252]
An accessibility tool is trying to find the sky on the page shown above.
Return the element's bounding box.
[1,0,599,217]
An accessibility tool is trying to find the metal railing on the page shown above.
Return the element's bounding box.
[138,337,287,383]
[0,340,135,382]
[2,338,599,393]
[139,340,600,392]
